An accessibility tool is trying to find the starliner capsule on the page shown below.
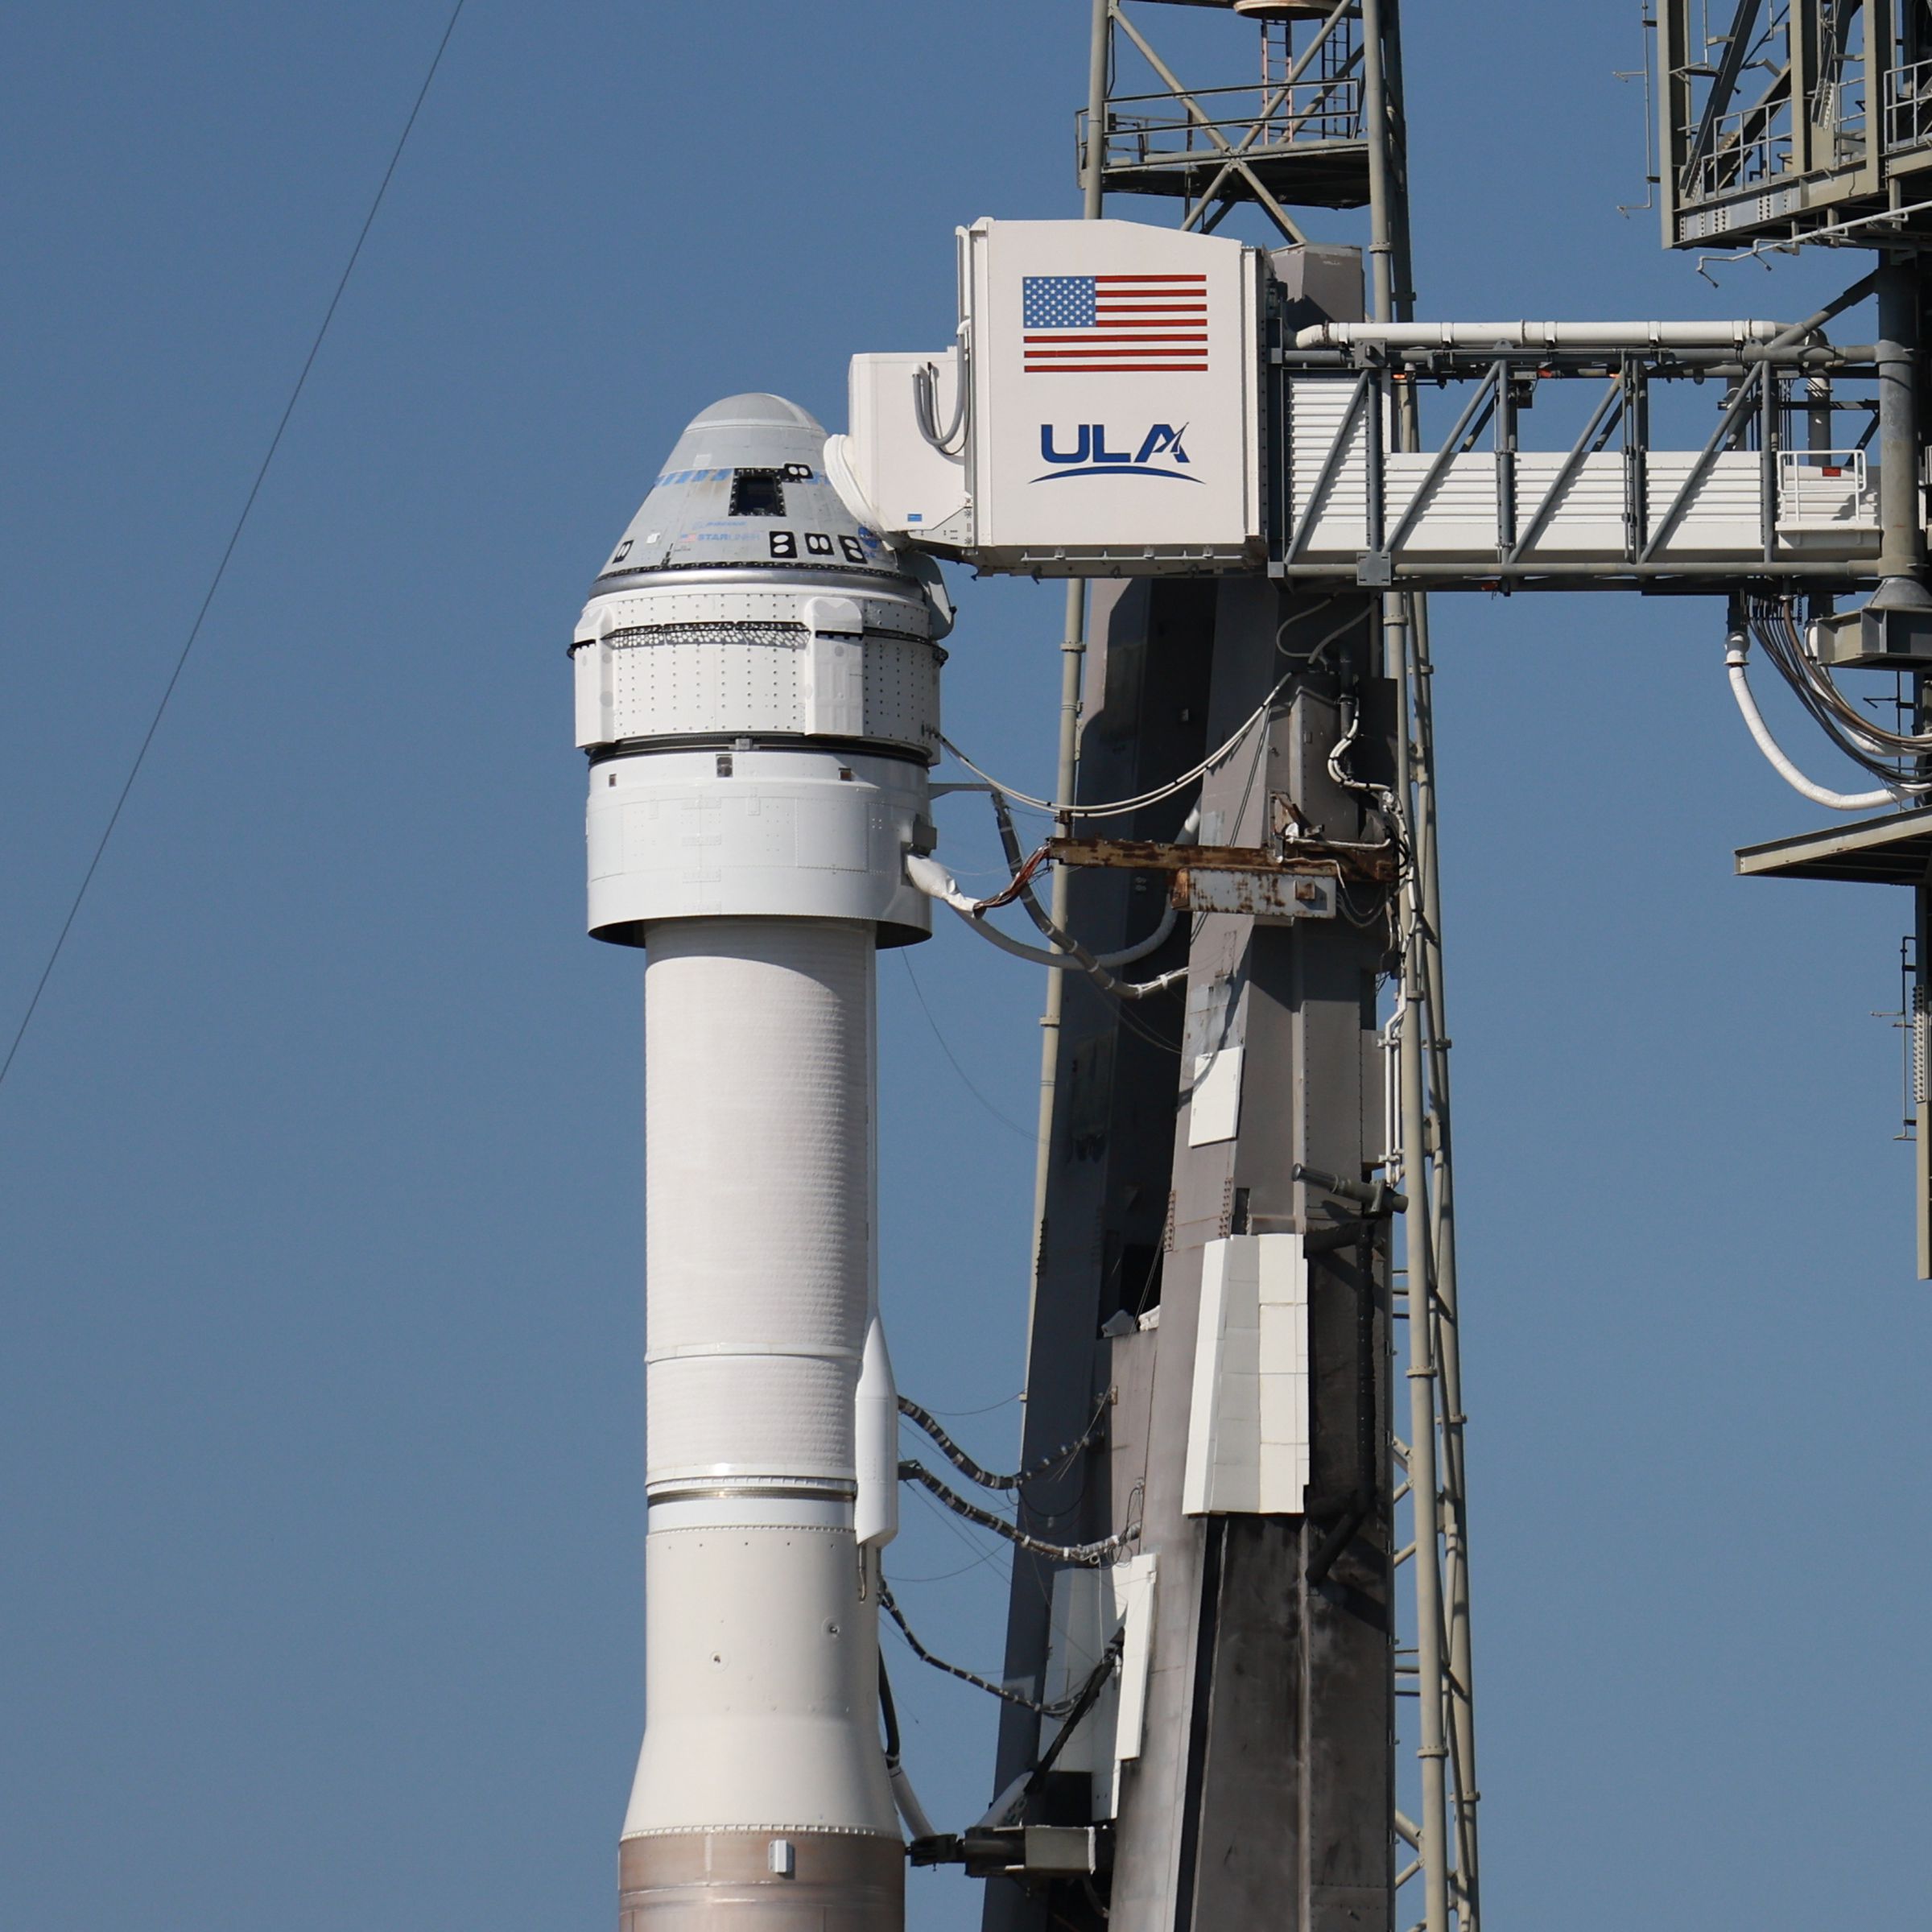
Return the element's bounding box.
[569,394,949,1931]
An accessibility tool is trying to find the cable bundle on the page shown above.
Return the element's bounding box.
[1748,595,1932,794]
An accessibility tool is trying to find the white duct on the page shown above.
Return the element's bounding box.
[1724,641,1902,811]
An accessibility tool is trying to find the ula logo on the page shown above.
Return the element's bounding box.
[1034,423,1200,484]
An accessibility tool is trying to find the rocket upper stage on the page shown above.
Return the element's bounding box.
[573,395,949,1932]
[570,394,950,947]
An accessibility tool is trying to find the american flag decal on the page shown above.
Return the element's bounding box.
[1022,273,1209,374]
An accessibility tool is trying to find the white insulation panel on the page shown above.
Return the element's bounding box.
[1183,1234,1309,1517]
[1041,1554,1158,1820]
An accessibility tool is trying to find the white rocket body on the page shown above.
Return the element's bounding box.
[570,394,946,1930]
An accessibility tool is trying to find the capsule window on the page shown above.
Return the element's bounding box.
[729,469,785,517]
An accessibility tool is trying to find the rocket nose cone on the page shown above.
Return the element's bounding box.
[681,391,826,439]
[590,388,910,585]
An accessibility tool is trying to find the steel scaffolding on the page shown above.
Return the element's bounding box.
[1010,6,1481,1930]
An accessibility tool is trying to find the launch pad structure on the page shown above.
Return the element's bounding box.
[569,7,1932,1932]
[967,10,1932,1932]
[985,9,1468,1930]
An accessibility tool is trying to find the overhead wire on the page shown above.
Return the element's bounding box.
[906,1476,1016,1584]
[888,1548,1013,1586]
[914,1389,1024,1419]
[939,656,1304,820]
[895,952,1036,1141]
[0,0,471,1096]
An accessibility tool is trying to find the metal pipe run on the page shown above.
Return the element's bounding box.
[1269,559,1871,582]
[1389,594,1450,1932]
[1024,0,1111,1393]
[1875,260,1926,586]
[1293,319,1789,349]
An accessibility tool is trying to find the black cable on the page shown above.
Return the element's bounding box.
[899,1392,1108,1492]
[0,0,469,1096]
[879,1580,1064,1713]
[1019,1627,1127,1795]
[899,1458,1137,1566]
[877,1653,904,1761]
[879,1582,1125,1735]
[1751,594,1932,784]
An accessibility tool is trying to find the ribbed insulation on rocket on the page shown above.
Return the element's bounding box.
[568,394,949,1930]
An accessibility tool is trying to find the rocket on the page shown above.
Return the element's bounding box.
[569,394,950,1930]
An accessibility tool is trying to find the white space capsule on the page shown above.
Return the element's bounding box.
[570,394,948,1931]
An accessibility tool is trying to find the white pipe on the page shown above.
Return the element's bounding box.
[914,801,1195,966]
[888,1762,937,1845]
[1724,644,1901,811]
[1099,898,1178,967]
[1293,319,1786,351]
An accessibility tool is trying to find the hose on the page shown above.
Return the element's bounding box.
[899,1391,1109,1492]
[906,854,1187,1001]
[987,789,1195,963]
[899,1459,1138,1566]
[1744,597,1932,786]
[1724,638,1902,811]
[940,669,1299,820]
[912,339,969,456]
[877,1657,939,1843]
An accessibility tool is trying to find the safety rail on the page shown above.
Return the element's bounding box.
[1676,104,1794,204]
[1085,79,1365,175]
[1269,351,1885,588]
[1885,55,1932,154]
[1776,448,1873,531]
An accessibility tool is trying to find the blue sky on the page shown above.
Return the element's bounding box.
[0,6,1925,1929]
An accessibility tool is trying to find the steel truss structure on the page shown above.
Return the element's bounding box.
[1657,1,1932,250]
[956,9,1932,1932]
[986,7,1480,1932]
[1081,1,1371,235]
[1269,336,1889,588]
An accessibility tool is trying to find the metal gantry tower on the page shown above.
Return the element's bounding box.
[985,7,1480,1930]
[567,12,1932,1932]
[1653,1,1932,1270]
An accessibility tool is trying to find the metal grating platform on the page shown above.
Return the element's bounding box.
[1734,807,1932,884]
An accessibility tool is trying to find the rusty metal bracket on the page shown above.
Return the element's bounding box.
[1046,835,1397,885]
[1173,869,1336,919]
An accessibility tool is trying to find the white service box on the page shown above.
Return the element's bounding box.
[828,217,1265,576]
[830,351,973,547]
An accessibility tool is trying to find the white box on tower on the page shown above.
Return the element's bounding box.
[828,218,1265,576]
